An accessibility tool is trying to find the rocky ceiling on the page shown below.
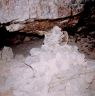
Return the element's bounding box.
[0,0,84,23]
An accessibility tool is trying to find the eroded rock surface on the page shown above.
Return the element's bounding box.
[0,0,84,23]
[0,46,13,62]
[0,26,95,96]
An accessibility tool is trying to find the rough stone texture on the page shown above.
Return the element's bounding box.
[0,46,13,62]
[6,16,79,33]
[0,27,95,96]
[0,0,84,23]
[0,0,95,60]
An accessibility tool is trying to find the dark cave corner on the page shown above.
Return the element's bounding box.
[64,0,95,59]
[0,23,44,49]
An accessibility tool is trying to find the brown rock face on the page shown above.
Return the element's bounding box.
[0,0,84,33]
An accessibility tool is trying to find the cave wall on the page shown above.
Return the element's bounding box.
[0,0,84,23]
[0,0,95,59]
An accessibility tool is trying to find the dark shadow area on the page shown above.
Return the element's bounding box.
[0,22,44,49]
[65,0,95,35]
[64,0,95,59]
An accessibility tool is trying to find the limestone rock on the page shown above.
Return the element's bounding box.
[24,36,31,42]
[0,0,84,23]
[6,24,24,32]
[0,26,95,96]
[0,46,13,62]
[43,26,68,47]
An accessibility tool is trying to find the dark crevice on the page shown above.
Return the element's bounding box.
[0,25,44,49]
[64,0,95,35]
[63,0,95,59]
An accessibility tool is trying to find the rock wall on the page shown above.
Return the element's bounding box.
[0,0,95,59]
[0,0,84,23]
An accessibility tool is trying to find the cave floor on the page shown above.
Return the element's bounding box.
[0,39,43,96]
[0,39,95,96]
